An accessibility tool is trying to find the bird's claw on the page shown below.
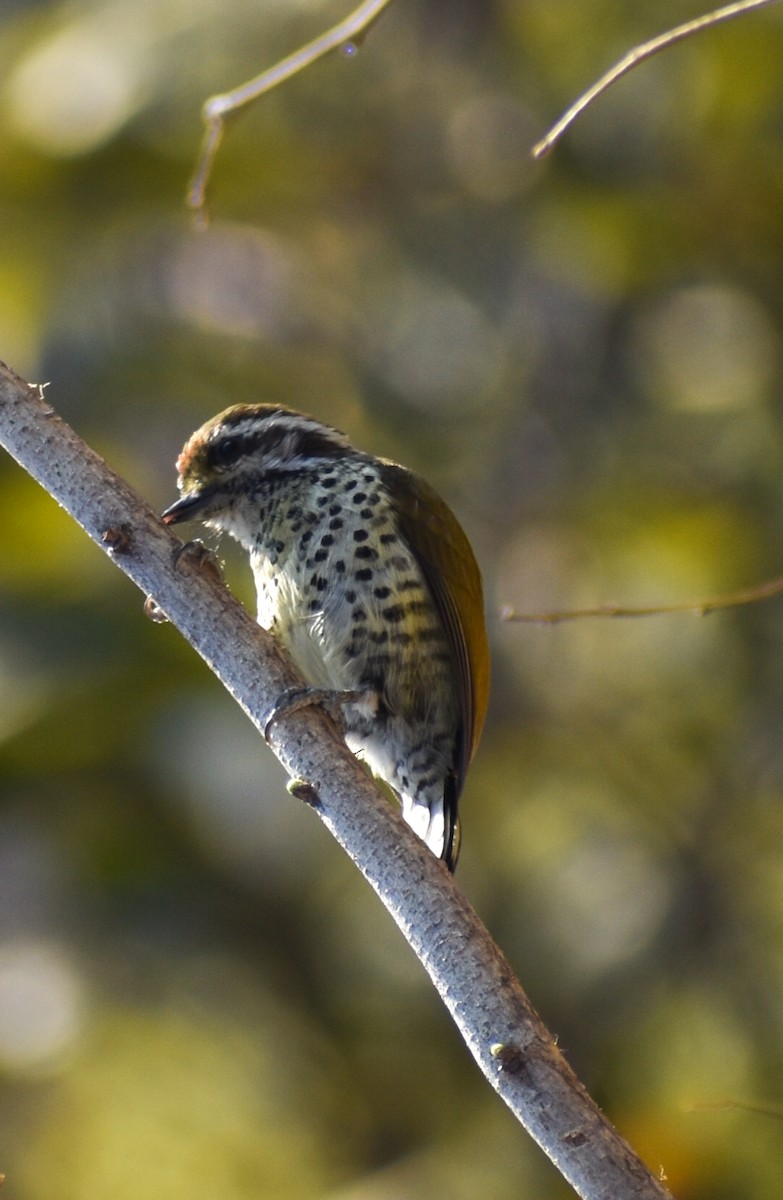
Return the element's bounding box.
[263,686,368,743]
[172,539,224,584]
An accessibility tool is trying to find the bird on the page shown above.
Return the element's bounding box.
[162,404,489,870]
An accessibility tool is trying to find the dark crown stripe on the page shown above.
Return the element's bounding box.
[290,428,351,460]
[207,419,350,469]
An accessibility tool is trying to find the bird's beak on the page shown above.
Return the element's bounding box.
[161,490,210,526]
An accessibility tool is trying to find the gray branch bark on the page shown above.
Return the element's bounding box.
[0,359,674,1200]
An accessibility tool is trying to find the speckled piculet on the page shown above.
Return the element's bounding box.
[162,404,490,870]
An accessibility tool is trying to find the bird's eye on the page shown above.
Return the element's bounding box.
[208,434,245,471]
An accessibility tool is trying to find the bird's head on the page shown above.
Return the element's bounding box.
[162,403,353,529]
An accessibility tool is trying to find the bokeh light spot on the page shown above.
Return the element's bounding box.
[0,940,84,1072]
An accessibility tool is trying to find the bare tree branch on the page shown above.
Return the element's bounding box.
[533,0,779,159]
[502,574,783,624]
[188,0,397,219]
[0,360,674,1200]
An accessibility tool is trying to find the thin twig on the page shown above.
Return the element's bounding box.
[533,0,780,159]
[502,574,783,624]
[188,0,397,219]
[685,1098,783,1120]
[0,361,674,1200]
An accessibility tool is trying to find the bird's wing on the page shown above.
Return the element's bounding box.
[379,461,489,797]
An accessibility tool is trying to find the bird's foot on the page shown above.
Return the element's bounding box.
[172,539,224,584]
[263,687,370,743]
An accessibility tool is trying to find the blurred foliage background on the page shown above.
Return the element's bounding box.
[2,0,783,1197]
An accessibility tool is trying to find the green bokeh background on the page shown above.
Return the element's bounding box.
[2,1,783,1196]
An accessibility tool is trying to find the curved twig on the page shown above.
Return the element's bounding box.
[188,0,397,218]
[533,0,779,159]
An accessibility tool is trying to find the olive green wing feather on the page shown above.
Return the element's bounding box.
[379,461,489,797]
